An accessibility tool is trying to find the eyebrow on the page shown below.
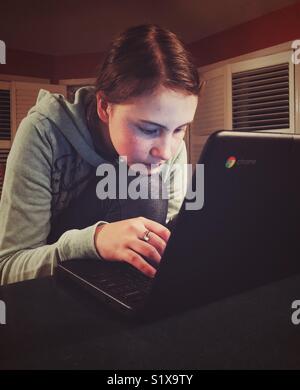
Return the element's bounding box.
[138,119,192,129]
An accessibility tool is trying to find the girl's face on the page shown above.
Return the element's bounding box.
[96,86,198,173]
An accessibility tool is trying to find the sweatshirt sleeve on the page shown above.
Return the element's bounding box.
[0,116,102,285]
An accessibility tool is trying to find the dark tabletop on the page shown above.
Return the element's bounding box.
[1,273,300,370]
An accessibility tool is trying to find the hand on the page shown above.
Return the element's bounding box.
[94,217,171,278]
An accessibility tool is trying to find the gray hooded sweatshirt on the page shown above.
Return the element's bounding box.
[0,87,187,285]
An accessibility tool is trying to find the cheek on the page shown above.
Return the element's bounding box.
[109,123,133,155]
[113,131,147,159]
[129,136,151,160]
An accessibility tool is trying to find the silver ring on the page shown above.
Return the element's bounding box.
[142,229,151,242]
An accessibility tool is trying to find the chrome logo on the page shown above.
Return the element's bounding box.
[225,156,237,168]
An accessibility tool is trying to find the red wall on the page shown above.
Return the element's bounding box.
[1,49,54,79]
[189,2,300,67]
[51,52,105,84]
[1,2,300,82]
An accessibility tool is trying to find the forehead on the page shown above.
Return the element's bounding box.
[114,86,198,126]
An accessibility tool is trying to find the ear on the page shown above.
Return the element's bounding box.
[96,92,110,124]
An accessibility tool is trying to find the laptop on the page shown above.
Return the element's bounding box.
[56,130,300,319]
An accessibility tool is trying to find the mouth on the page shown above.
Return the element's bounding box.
[145,163,164,171]
[129,161,166,175]
[146,161,165,167]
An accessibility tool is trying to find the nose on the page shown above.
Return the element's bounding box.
[150,138,172,162]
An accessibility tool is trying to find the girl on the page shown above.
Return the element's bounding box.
[0,24,200,284]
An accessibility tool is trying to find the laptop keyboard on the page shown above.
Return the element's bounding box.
[62,259,153,308]
[90,267,152,307]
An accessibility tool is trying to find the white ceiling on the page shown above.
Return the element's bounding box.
[0,0,299,56]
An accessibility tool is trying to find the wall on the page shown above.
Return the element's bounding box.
[189,2,300,67]
[1,2,300,82]
[51,52,105,84]
[0,49,54,79]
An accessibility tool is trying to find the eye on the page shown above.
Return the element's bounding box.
[137,125,187,136]
[174,126,187,133]
[138,126,159,135]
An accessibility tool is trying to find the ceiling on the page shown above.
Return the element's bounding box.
[0,0,299,56]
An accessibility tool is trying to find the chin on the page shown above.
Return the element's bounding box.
[148,165,162,174]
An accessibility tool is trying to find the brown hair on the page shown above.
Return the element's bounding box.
[86,24,200,126]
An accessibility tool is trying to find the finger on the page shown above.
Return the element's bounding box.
[138,231,167,257]
[123,249,157,278]
[139,217,171,243]
[129,239,161,264]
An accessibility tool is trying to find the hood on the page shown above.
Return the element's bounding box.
[27,86,107,168]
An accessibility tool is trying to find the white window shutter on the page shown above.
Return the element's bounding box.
[0,148,9,199]
[190,66,229,166]
[0,82,11,149]
[0,88,10,141]
[295,56,300,135]
[232,63,290,131]
[230,51,295,133]
[0,82,11,199]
